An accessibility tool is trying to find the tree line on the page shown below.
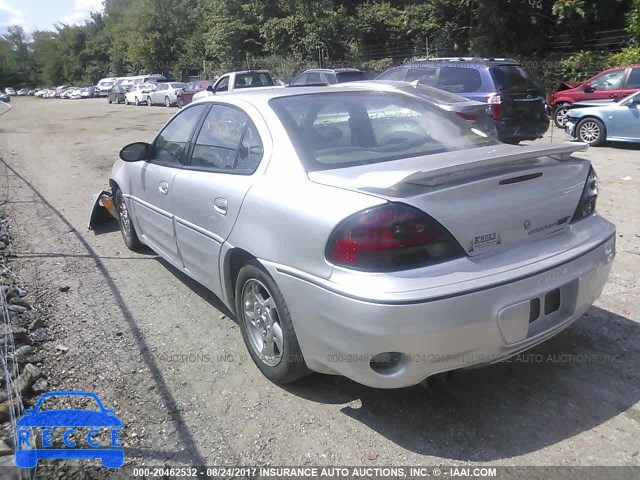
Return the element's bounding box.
[1,0,639,90]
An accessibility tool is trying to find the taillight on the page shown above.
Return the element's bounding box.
[488,94,503,120]
[571,165,598,223]
[455,112,476,121]
[326,203,464,272]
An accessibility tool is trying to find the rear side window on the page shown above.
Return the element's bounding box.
[437,67,482,93]
[236,73,274,88]
[626,68,640,89]
[190,105,263,174]
[490,65,541,93]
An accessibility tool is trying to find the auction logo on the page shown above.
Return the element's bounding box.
[15,391,124,468]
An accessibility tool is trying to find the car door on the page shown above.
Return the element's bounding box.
[130,104,208,262]
[151,84,166,104]
[172,103,266,297]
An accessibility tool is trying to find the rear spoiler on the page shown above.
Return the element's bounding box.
[398,142,587,187]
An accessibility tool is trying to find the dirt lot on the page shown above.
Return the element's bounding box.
[0,97,638,472]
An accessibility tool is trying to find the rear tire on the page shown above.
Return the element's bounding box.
[147,96,153,107]
[553,103,571,128]
[236,260,310,385]
[108,97,112,104]
[576,117,606,146]
[165,96,171,107]
[134,97,140,106]
[115,189,142,251]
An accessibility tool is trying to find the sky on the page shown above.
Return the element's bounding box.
[0,0,104,33]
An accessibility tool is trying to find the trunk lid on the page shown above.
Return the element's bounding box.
[309,143,589,256]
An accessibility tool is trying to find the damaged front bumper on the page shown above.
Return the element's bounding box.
[88,190,118,230]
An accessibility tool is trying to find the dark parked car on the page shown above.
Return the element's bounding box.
[378,57,549,144]
[108,85,132,104]
[176,80,215,107]
[549,64,640,128]
[291,68,368,85]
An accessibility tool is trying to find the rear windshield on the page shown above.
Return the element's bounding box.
[490,65,541,92]
[335,71,368,83]
[270,91,496,172]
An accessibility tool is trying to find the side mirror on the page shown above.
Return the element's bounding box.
[206,85,214,92]
[23,409,35,415]
[119,142,150,162]
[583,82,594,93]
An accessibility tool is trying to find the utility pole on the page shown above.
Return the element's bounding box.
[425,37,429,58]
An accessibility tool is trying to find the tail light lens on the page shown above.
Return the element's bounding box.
[571,165,598,223]
[488,94,503,120]
[326,203,464,272]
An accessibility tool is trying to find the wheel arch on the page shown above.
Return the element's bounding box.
[222,247,259,314]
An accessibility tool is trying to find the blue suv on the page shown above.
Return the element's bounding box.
[378,58,549,144]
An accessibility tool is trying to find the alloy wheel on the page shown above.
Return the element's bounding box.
[578,120,600,144]
[241,279,284,367]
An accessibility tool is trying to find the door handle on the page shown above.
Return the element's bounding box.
[214,197,228,215]
[159,181,169,195]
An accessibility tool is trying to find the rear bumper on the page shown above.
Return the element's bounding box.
[496,118,550,142]
[266,219,615,389]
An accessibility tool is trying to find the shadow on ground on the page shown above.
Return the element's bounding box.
[285,306,639,461]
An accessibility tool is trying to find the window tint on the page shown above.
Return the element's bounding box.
[215,77,229,92]
[588,69,626,91]
[406,68,437,86]
[270,92,496,172]
[306,73,321,84]
[626,68,640,89]
[335,71,368,83]
[236,73,274,88]
[438,67,482,93]
[322,73,337,84]
[292,74,308,85]
[152,105,207,166]
[191,105,263,174]
[377,69,406,81]
[490,65,541,92]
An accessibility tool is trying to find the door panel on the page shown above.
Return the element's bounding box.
[173,105,264,296]
[133,162,178,257]
[611,103,640,139]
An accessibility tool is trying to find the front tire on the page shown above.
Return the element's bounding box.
[134,97,140,106]
[236,260,310,384]
[115,189,142,251]
[147,96,153,107]
[553,103,571,128]
[576,117,606,146]
[108,97,112,104]
[165,96,171,107]
[177,97,184,108]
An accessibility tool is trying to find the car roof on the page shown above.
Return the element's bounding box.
[304,68,363,73]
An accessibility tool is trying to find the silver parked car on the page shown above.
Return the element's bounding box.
[146,82,186,107]
[90,87,615,389]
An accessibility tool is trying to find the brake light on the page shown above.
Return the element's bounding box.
[571,165,598,223]
[326,203,464,272]
[488,94,503,120]
[455,112,476,121]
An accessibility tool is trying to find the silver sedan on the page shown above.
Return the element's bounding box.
[90,86,615,388]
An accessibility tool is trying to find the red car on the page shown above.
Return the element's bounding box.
[176,80,215,107]
[550,64,640,128]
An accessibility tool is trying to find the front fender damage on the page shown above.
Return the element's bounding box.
[88,190,118,230]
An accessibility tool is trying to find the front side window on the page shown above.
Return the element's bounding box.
[377,69,407,81]
[215,77,229,92]
[190,105,263,174]
[151,105,207,166]
[588,69,626,91]
[270,91,497,172]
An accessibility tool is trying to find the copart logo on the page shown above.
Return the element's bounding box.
[15,391,124,468]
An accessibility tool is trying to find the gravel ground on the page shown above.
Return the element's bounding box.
[0,97,638,474]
